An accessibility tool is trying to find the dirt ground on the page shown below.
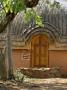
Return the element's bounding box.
[0,78,67,90]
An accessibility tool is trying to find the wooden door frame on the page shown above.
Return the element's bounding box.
[30,34,49,68]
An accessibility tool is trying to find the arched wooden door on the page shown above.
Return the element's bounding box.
[31,34,49,67]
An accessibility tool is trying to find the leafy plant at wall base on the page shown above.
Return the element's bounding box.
[14,69,25,82]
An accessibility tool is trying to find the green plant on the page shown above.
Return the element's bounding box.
[14,69,24,82]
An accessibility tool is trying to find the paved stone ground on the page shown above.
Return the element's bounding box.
[0,78,67,90]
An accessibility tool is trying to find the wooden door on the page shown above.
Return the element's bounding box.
[31,34,48,67]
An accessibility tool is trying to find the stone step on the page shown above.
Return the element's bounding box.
[21,67,61,78]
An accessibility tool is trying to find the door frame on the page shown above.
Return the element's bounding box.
[30,34,49,68]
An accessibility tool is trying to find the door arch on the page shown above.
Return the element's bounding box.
[31,34,49,67]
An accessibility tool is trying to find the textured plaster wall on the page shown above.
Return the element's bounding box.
[12,42,31,70]
[12,49,67,75]
[49,50,67,75]
[12,49,30,70]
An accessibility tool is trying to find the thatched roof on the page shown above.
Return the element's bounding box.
[0,4,67,48]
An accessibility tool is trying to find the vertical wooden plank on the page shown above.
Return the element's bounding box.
[41,35,48,67]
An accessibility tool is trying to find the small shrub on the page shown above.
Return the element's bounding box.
[14,69,24,82]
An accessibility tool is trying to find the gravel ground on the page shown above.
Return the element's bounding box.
[0,78,67,90]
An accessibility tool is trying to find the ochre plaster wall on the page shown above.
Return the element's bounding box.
[12,49,30,70]
[12,42,31,70]
[49,50,67,75]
